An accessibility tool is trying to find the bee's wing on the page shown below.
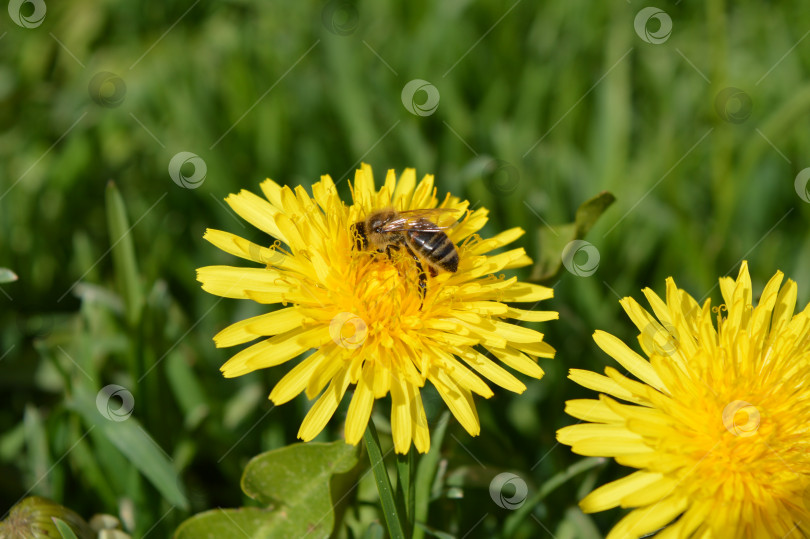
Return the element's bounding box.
[396,208,460,219]
[390,208,461,230]
[379,216,429,232]
[380,215,455,233]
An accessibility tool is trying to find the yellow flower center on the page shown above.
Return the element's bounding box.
[350,250,427,320]
[641,333,810,529]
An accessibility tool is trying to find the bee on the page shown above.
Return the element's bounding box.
[350,208,460,306]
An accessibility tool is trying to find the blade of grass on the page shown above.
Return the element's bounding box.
[165,351,209,430]
[105,181,143,327]
[0,421,26,461]
[395,448,414,534]
[70,387,189,510]
[414,523,456,539]
[24,405,51,498]
[66,418,118,508]
[364,420,406,539]
[412,411,450,539]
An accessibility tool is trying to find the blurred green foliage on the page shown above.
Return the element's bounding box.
[2,0,810,536]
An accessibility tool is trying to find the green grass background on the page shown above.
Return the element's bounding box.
[2,0,810,536]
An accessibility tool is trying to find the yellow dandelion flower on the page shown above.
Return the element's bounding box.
[558,261,810,538]
[198,164,557,454]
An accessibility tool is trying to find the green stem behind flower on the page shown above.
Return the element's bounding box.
[364,421,407,539]
[413,412,450,539]
[396,448,415,532]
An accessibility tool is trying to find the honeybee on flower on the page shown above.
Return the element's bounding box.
[198,164,557,453]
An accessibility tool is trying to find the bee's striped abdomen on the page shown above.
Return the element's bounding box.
[410,226,458,273]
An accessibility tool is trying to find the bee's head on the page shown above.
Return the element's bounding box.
[368,209,396,233]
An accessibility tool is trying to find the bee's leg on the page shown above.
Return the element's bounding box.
[383,243,427,309]
[385,244,400,261]
[415,261,427,309]
[401,245,428,309]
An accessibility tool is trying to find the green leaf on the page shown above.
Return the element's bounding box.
[174,441,359,539]
[241,440,359,532]
[53,517,80,539]
[105,181,144,326]
[532,191,616,282]
[173,508,278,539]
[69,387,188,510]
[0,268,18,283]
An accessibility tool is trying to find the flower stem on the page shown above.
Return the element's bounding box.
[396,447,415,534]
[413,411,450,539]
[364,420,407,539]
